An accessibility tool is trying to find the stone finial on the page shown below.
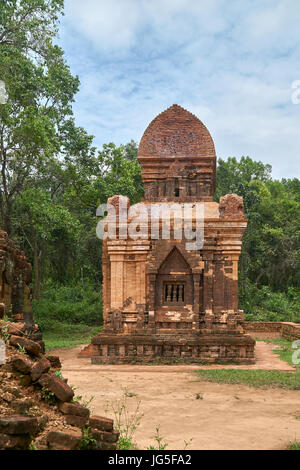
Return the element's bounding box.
[219,194,245,220]
[107,195,130,219]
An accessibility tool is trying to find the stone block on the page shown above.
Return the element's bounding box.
[30,357,51,382]
[11,354,33,374]
[47,430,82,450]
[0,416,38,435]
[58,402,90,418]
[89,416,113,432]
[65,414,89,428]
[38,374,74,402]
[9,336,41,357]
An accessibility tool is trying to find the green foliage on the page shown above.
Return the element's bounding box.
[0,0,84,236]
[287,441,300,450]
[259,338,300,370]
[72,394,95,409]
[242,283,300,322]
[33,281,103,326]
[41,386,56,405]
[17,344,27,355]
[28,441,37,451]
[105,388,144,450]
[41,322,103,351]
[195,393,203,400]
[79,427,97,450]
[147,426,168,450]
[0,321,10,343]
[33,281,104,352]
[215,156,300,320]
[54,369,63,379]
[0,0,299,327]
[195,369,300,390]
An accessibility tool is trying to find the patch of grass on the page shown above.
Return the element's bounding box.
[287,441,300,450]
[254,337,300,370]
[255,338,300,370]
[42,321,103,351]
[195,369,300,390]
[270,339,299,368]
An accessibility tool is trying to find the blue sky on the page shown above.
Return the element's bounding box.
[58,0,300,179]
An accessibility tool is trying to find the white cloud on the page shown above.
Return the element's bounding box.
[59,0,300,179]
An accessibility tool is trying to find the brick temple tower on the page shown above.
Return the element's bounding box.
[80,105,255,364]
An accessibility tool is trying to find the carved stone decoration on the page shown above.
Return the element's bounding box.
[135,311,145,332]
[111,309,123,333]
[107,195,130,220]
[219,193,245,220]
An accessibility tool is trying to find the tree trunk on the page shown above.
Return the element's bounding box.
[2,204,11,235]
[33,236,40,301]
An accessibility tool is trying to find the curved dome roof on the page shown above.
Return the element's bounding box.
[138,104,216,159]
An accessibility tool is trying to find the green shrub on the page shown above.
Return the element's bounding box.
[33,281,103,328]
[241,282,300,322]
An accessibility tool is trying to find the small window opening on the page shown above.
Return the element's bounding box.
[164,283,185,303]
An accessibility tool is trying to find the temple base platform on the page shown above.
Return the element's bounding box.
[79,333,256,365]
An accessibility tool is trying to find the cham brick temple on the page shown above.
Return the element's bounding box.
[80,104,256,364]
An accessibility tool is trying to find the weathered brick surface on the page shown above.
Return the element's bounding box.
[30,357,51,382]
[281,322,300,340]
[91,429,120,443]
[58,402,90,418]
[46,355,62,369]
[81,105,255,365]
[7,322,26,336]
[38,374,74,402]
[243,321,300,341]
[11,354,33,374]
[0,416,38,435]
[89,416,114,432]
[0,432,31,450]
[243,322,282,332]
[139,104,215,159]
[47,430,82,450]
[138,105,216,201]
[65,414,89,428]
[10,335,42,357]
[0,230,32,323]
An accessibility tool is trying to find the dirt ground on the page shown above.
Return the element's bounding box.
[53,340,300,450]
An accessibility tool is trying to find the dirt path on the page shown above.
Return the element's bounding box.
[52,341,300,450]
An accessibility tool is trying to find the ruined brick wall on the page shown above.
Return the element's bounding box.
[0,230,33,324]
[0,321,119,450]
[281,322,300,341]
[243,321,300,341]
[243,322,283,332]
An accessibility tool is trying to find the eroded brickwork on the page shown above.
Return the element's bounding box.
[0,230,33,325]
[81,104,255,364]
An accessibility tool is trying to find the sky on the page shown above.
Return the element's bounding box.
[58,0,300,180]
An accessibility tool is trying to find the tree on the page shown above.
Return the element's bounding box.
[15,187,79,300]
[0,0,64,51]
[0,0,93,235]
[215,156,300,302]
